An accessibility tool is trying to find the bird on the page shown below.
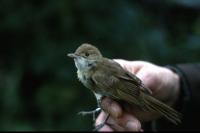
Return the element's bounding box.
[68,43,182,130]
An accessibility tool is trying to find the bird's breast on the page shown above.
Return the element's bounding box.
[77,70,93,89]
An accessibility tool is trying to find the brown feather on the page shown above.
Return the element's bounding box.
[92,58,182,124]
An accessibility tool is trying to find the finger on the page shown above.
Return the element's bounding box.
[115,113,142,131]
[114,59,146,74]
[95,111,114,131]
[125,120,141,131]
[98,99,142,131]
[113,59,140,74]
[106,116,126,131]
[136,68,158,92]
[98,124,114,132]
[101,97,122,118]
[140,129,144,132]
[95,111,107,126]
[106,112,142,131]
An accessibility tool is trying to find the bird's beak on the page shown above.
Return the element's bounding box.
[67,53,78,58]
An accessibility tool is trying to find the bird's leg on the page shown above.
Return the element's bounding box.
[93,112,110,131]
[92,94,111,131]
[78,108,101,121]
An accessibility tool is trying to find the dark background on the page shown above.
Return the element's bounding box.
[0,0,200,131]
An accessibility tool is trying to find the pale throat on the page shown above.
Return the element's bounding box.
[74,57,95,88]
[74,57,103,102]
[74,57,89,71]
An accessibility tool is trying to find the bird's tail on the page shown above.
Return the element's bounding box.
[141,92,182,125]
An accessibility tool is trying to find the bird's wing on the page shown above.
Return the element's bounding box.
[117,70,152,95]
[91,72,141,105]
[108,59,152,94]
[105,59,152,95]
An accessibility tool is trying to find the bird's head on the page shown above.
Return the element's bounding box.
[68,43,103,70]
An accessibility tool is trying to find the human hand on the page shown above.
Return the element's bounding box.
[95,60,180,131]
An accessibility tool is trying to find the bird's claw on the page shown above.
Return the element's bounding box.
[78,108,101,121]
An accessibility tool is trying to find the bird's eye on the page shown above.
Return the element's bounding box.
[85,53,89,57]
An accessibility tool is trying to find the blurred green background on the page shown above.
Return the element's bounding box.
[0,0,200,131]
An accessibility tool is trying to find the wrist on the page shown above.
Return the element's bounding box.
[165,65,191,111]
[170,72,181,106]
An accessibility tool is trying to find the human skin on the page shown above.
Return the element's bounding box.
[95,60,180,131]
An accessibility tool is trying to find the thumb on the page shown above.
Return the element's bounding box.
[113,59,145,74]
[136,67,159,93]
